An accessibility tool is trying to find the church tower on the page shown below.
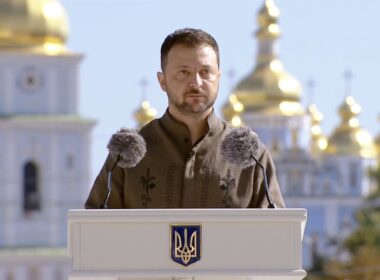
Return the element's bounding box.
[0,1,95,278]
[222,0,309,154]
[222,0,379,269]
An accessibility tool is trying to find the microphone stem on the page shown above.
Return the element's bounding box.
[100,155,120,209]
[251,156,276,209]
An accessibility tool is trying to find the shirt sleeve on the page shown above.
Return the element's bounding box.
[84,153,125,209]
[250,148,286,208]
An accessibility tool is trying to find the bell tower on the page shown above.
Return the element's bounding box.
[0,0,95,250]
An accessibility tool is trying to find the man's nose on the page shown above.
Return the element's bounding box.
[188,73,202,88]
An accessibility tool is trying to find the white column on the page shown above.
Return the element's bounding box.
[304,173,312,195]
[41,264,55,280]
[14,266,28,280]
[49,133,60,246]
[80,131,92,201]
[4,130,16,246]
[4,66,13,114]
[47,66,57,114]
[70,64,79,114]
[326,202,338,236]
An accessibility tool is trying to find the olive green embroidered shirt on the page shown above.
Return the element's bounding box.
[85,110,285,209]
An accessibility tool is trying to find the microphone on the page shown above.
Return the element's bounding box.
[100,128,147,209]
[220,127,277,208]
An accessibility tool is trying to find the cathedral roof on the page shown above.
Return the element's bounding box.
[134,100,157,128]
[376,136,380,160]
[223,0,302,119]
[326,96,377,158]
[375,115,380,159]
[0,0,68,52]
[308,104,328,154]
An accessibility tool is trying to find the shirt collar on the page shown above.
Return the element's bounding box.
[159,108,223,146]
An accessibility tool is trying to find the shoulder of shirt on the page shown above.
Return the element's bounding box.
[136,118,160,135]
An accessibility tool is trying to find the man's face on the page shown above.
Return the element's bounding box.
[157,43,220,117]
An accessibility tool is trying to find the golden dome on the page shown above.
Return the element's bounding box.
[223,0,302,119]
[308,104,328,155]
[375,134,380,159]
[326,96,377,158]
[134,101,157,128]
[256,0,281,40]
[232,59,302,114]
[0,0,68,50]
[222,94,245,127]
[375,115,380,159]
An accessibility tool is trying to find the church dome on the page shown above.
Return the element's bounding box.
[326,96,376,158]
[223,0,303,118]
[232,59,302,114]
[376,134,380,158]
[308,104,328,155]
[0,0,68,49]
[134,101,157,128]
[375,115,380,159]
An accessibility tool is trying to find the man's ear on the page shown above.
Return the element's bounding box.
[157,72,167,92]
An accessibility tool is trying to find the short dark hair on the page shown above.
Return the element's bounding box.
[160,28,220,71]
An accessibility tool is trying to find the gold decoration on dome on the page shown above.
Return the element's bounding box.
[223,0,303,120]
[326,96,377,158]
[308,104,328,154]
[0,0,68,53]
[134,79,157,127]
[375,114,380,159]
[134,100,157,127]
[222,94,244,127]
[256,0,281,40]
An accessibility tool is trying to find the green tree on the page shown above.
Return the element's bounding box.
[307,165,380,280]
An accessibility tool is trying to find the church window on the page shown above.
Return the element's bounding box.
[23,161,41,212]
[349,162,358,189]
[66,154,74,169]
[323,180,331,193]
[287,170,303,194]
[55,268,65,280]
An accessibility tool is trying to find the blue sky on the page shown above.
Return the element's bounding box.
[60,0,380,182]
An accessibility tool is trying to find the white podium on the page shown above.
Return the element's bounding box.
[68,209,307,280]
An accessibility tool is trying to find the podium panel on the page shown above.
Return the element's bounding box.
[68,209,307,280]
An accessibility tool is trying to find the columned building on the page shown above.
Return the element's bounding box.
[223,0,378,268]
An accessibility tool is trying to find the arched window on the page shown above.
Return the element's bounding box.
[23,161,40,212]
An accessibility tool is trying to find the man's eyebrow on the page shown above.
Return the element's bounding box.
[175,65,191,69]
[174,64,214,69]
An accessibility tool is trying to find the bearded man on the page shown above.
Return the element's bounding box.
[85,28,285,209]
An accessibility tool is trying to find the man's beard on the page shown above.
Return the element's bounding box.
[167,88,216,116]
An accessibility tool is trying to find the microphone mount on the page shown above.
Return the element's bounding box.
[250,155,276,209]
[100,155,121,209]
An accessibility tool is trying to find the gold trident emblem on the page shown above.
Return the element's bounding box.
[174,228,198,265]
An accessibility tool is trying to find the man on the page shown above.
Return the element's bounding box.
[85,28,285,209]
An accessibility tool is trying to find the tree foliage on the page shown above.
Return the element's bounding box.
[307,165,380,280]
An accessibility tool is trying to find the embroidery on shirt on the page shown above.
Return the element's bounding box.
[165,164,176,208]
[140,168,156,208]
[200,166,209,207]
[219,169,236,208]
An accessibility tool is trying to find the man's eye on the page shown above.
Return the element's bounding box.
[200,69,212,78]
[176,70,189,80]
[178,70,188,76]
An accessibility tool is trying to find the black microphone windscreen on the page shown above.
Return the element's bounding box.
[220,127,262,169]
[107,128,147,168]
